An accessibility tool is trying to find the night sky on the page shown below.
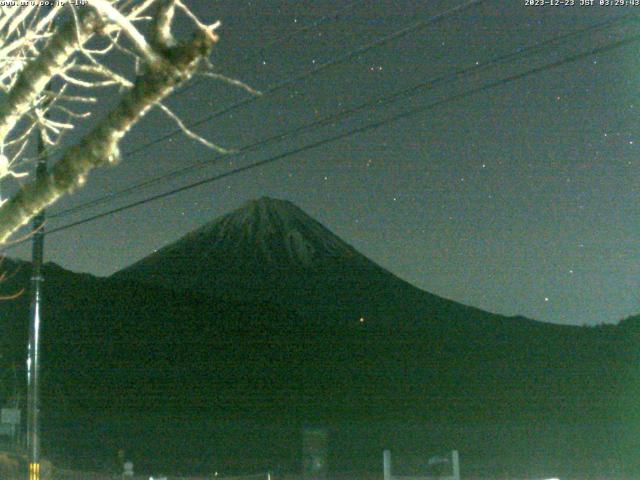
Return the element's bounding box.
[3,0,639,326]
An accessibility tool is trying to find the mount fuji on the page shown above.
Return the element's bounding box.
[115,197,531,330]
[0,197,634,475]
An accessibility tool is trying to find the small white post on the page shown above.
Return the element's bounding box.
[123,460,134,480]
[451,450,460,480]
[383,450,392,480]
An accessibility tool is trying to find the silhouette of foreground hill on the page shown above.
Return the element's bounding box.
[0,198,636,477]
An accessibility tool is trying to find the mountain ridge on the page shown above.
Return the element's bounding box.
[114,196,550,331]
[0,199,635,475]
[120,196,382,272]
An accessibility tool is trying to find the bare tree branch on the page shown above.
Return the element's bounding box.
[151,0,176,48]
[0,9,101,147]
[87,0,162,65]
[0,28,219,242]
[157,101,232,153]
[199,70,262,97]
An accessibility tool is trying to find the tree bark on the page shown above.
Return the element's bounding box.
[0,10,100,146]
[0,31,217,243]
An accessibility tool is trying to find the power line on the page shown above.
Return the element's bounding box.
[170,0,365,99]
[122,0,488,158]
[15,0,362,165]
[36,32,640,240]
[14,0,485,194]
[49,12,640,220]
[253,0,364,57]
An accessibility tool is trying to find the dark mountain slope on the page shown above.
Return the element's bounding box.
[115,197,543,332]
[0,198,635,475]
[110,197,637,425]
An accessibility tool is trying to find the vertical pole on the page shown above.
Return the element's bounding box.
[451,450,460,480]
[383,450,392,480]
[26,115,48,480]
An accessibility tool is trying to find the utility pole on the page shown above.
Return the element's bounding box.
[26,114,48,480]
